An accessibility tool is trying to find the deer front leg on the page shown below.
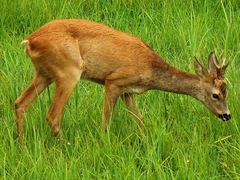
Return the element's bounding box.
[46,76,79,136]
[15,73,52,140]
[121,93,144,133]
[100,83,121,131]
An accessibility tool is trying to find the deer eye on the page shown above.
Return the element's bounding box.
[212,94,219,99]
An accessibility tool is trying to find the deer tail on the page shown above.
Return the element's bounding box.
[21,40,30,54]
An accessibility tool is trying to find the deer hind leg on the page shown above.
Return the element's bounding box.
[121,93,144,132]
[15,72,52,139]
[46,72,81,136]
[100,82,122,131]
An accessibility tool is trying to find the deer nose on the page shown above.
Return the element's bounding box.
[218,114,231,121]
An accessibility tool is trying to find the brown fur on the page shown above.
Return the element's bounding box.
[15,19,230,139]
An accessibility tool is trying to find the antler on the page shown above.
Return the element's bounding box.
[219,55,229,78]
[215,52,229,79]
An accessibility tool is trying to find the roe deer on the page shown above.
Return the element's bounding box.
[15,19,230,139]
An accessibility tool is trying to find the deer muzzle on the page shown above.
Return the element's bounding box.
[218,113,231,121]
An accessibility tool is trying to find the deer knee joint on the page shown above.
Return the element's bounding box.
[15,101,26,117]
[14,101,19,110]
[14,100,24,110]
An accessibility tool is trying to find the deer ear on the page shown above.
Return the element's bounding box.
[194,57,208,77]
[208,51,219,75]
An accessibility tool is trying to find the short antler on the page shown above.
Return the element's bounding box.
[208,51,228,79]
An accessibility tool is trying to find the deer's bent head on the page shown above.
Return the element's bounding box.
[195,52,230,121]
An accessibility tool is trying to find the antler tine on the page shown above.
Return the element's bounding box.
[222,56,226,67]
[220,52,226,67]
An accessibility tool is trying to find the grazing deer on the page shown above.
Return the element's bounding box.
[15,19,230,139]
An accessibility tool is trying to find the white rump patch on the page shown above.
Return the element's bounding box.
[20,40,29,53]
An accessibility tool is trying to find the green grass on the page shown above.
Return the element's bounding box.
[1,0,240,179]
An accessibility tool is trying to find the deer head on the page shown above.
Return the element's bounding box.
[194,52,230,121]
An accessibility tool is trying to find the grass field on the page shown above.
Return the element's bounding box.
[1,0,240,179]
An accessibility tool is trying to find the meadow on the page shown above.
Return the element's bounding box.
[0,0,240,179]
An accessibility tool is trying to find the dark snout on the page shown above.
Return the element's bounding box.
[218,114,231,121]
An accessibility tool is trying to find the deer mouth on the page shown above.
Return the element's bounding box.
[218,114,231,121]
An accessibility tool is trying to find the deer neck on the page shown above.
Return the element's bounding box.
[149,57,201,98]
